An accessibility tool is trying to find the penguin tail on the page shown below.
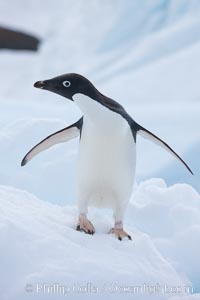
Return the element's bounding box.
[136,124,193,175]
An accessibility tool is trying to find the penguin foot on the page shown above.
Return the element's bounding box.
[76,214,95,235]
[109,228,132,241]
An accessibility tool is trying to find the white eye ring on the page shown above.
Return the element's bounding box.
[63,80,71,87]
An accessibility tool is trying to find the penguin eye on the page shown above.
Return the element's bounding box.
[62,80,71,88]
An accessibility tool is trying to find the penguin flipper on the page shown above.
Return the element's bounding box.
[21,117,83,166]
[137,125,193,175]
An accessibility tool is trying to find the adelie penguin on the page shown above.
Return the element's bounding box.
[21,73,193,241]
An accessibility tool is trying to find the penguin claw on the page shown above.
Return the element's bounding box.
[76,216,95,235]
[76,225,81,231]
[109,228,132,241]
[76,226,94,235]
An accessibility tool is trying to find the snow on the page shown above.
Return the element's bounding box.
[0,0,200,299]
[0,181,200,300]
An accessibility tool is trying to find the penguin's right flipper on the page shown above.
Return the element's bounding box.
[21,117,83,166]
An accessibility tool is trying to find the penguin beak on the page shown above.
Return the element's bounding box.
[34,81,46,89]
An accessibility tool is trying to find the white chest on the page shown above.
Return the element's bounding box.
[73,94,136,208]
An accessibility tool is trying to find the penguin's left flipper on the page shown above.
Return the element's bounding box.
[21,117,83,166]
[136,125,193,175]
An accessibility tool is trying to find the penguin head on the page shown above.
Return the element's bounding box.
[34,73,98,101]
